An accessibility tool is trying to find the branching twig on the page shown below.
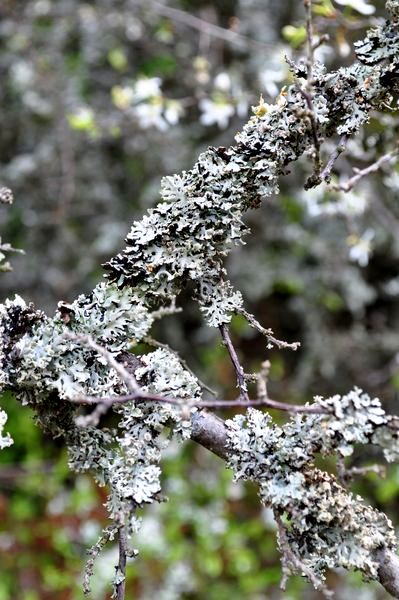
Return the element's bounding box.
[68,387,328,415]
[219,323,249,401]
[336,456,386,486]
[148,0,273,50]
[238,308,300,350]
[333,149,399,192]
[64,332,139,393]
[319,134,349,183]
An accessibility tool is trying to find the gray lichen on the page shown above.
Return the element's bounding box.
[226,389,399,582]
[1,2,399,596]
[104,4,399,327]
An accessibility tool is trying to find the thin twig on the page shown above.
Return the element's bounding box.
[336,456,386,486]
[238,309,300,350]
[115,525,127,600]
[333,149,399,192]
[312,33,329,51]
[67,381,399,428]
[64,332,139,392]
[219,323,249,401]
[319,134,349,183]
[304,0,314,82]
[68,388,327,414]
[149,297,182,320]
[83,525,118,596]
[301,0,322,178]
[149,0,272,50]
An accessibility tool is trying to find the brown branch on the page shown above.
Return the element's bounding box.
[148,0,272,50]
[374,548,399,599]
[333,149,399,192]
[238,308,300,350]
[219,323,249,401]
[69,389,327,417]
[319,134,349,183]
[115,525,127,600]
[190,410,399,599]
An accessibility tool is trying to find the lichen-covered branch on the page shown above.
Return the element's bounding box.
[192,398,399,598]
[1,1,399,597]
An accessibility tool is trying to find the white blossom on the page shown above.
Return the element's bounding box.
[335,0,375,15]
[214,72,231,92]
[133,101,169,131]
[347,229,375,267]
[199,98,235,128]
[133,77,162,101]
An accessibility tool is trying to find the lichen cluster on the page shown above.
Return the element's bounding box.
[105,0,399,327]
[226,388,399,581]
[1,1,399,596]
[0,288,201,594]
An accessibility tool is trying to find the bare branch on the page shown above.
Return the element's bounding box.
[333,149,399,192]
[148,0,272,50]
[238,308,300,351]
[319,134,349,184]
[219,323,249,401]
[374,548,399,599]
[115,525,127,600]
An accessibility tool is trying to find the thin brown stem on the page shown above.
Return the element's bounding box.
[69,388,328,416]
[333,149,398,192]
[238,309,300,350]
[115,525,127,600]
[219,323,249,401]
[319,134,348,183]
[149,0,272,50]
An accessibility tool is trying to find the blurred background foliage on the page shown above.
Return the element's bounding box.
[0,0,399,597]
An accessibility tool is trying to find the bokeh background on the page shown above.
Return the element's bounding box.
[1,0,399,598]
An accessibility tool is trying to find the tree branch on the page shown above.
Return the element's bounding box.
[191,410,399,599]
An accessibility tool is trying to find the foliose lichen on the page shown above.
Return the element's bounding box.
[1,2,399,595]
[226,388,399,582]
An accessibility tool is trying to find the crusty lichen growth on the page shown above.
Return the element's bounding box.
[226,389,399,583]
[0,288,201,595]
[1,1,399,596]
[104,1,399,326]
